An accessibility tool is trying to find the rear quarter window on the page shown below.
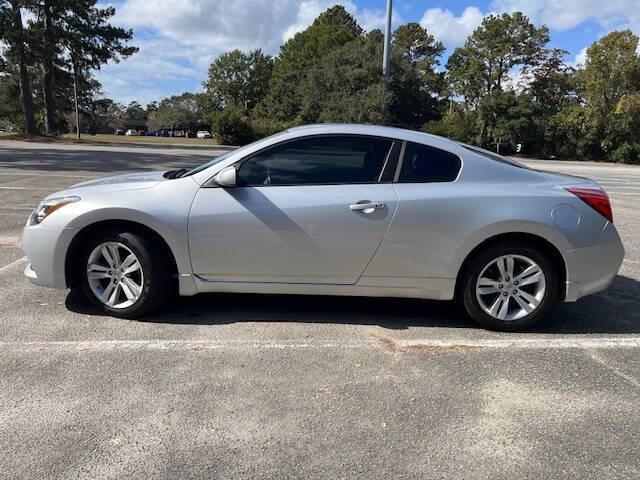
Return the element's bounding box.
[398,142,462,183]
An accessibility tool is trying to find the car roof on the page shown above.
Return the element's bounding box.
[285,123,459,150]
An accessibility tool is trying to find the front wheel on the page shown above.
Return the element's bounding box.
[461,243,560,331]
[79,231,171,318]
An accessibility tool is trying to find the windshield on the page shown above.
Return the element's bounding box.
[459,143,530,169]
[182,149,237,177]
[182,131,290,177]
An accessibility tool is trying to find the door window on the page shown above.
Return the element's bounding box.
[237,135,394,186]
[398,142,462,183]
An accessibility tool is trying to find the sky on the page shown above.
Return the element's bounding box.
[96,0,640,106]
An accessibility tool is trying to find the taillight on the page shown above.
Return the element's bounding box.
[566,187,613,223]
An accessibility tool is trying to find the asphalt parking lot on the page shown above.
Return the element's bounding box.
[2,140,640,479]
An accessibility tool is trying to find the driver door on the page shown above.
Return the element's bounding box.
[188,134,399,285]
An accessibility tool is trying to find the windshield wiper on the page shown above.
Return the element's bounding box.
[163,168,188,179]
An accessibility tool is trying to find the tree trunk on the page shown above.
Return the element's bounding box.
[72,61,81,139]
[10,0,37,134]
[41,0,56,134]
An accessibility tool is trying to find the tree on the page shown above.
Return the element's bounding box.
[392,22,444,83]
[300,31,390,124]
[523,48,578,114]
[446,12,549,144]
[314,5,363,36]
[43,0,137,135]
[0,70,23,125]
[124,101,147,121]
[584,30,640,121]
[203,49,273,111]
[148,92,203,131]
[82,97,123,134]
[0,0,37,133]
[263,5,361,122]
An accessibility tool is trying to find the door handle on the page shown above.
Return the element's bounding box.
[349,201,385,213]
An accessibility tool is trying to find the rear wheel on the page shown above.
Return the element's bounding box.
[79,230,171,318]
[461,243,560,331]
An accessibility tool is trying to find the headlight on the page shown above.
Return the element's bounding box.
[30,196,80,225]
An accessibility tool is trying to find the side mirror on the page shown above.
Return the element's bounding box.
[213,166,237,187]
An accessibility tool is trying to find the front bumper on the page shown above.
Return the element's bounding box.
[21,223,76,289]
[564,222,625,302]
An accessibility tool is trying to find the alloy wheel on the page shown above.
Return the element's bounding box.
[475,254,546,321]
[86,241,144,309]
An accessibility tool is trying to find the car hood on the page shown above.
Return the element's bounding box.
[68,171,167,190]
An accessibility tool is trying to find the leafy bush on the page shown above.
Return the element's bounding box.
[611,143,640,164]
[211,106,254,145]
[250,116,287,139]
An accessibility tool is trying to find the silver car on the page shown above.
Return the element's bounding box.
[21,124,624,330]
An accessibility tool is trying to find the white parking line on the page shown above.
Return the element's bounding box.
[3,336,640,352]
[0,256,26,272]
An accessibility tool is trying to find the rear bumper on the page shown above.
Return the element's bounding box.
[564,222,624,302]
[21,224,76,289]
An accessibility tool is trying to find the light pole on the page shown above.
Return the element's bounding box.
[382,0,392,77]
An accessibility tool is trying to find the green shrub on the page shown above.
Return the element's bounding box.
[610,143,640,164]
[211,106,254,145]
[250,117,287,139]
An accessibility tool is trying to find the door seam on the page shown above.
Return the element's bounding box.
[356,184,400,283]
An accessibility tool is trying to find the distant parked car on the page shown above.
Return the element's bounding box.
[125,129,138,136]
[197,130,212,139]
[114,129,125,136]
[144,131,159,137]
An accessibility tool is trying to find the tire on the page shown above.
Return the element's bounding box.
[79,230,172,318]
[460,242,561,331]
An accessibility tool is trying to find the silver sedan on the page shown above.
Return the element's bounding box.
[21,124,624,330]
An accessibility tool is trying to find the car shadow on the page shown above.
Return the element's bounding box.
[65,275,640,334]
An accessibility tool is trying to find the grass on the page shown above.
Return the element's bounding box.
[61,133,220,146]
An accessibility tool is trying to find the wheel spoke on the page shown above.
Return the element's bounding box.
[101,245,115,267]
[489,296,504,317]
[478,286,500,295]
[478,277,500,287]
[106,284,120,306]
[88,263,109,272]
[110,244,122,267]
[505,256,514,279]
[518,271,542,287]
[497,258,507,280]
[123,260,141,275]
[120,280,136,301]
[513,293,535,314]
[121,253,137,270]
[497,296,510,319]
[517,289,540,308]
[516,265,542,286]
[88,271,111,280]
[100,281,116,304]
[121,277,141,298]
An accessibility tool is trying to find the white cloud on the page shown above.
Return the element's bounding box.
[420,6,487,48]
[571,46,588,67]
[100,0,397,103]
[490,0,640,32]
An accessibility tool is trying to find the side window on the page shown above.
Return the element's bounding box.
[237,135,394,186]
[398,142,461,183]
